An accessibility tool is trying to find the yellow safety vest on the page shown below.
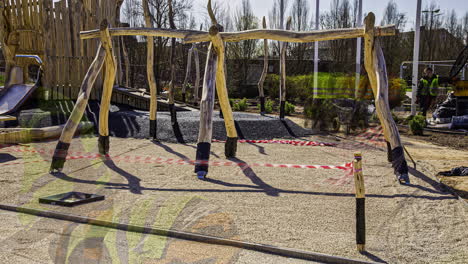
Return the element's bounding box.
[419,76,439,96]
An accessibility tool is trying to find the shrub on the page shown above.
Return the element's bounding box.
[233,98,248,111]
[388,78,407,109]
[0,75,4,86]
[259,99,275,113]
[409,115,425,135]
[285,101,295,115]
[229,98,235,107]
[265,99,274,113]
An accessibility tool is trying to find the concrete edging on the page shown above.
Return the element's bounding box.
[0,203,377,264]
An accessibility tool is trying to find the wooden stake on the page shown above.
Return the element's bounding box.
[195,43,217,178]
[193,40,201,103]
[363,13,408,176]
[182,46,193,103]
[121,36,130,87]
[168,0,178,125]
[210,25,238,158]
[353,152,366,252]
[50,44,106,171]
[98,20,117,155]
[143,0,158,139]
[279,17,292,119]
[258,16,268,115]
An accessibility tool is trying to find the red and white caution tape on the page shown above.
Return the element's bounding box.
[1,145,352,171]
[212,139,336,146]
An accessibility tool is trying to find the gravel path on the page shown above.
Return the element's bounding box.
[0,135,467,263]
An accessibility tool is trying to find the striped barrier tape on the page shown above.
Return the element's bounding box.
[212,139,336,146]
[1,145,353,171]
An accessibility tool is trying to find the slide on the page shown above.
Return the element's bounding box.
[0,55,42,116]
[0,83,38,115]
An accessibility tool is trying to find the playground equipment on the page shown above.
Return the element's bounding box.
[257,17,268,115]
[279,17,292,119]
[45,0,409,184]
[182,28,202,105]
[0,55,42,116]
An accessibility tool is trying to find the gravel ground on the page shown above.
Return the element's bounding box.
[14,101,310,142]
[0,135,467,263]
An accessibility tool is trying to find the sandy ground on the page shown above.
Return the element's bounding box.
[0,134,467,263]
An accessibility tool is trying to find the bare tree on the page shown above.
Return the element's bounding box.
[228,0,258,89]
[463,12,468,45]
[380,0,409,76]
[420,2,443,61]
[289,0,311,73]
[320,0,357,65]
[268,0,289,56]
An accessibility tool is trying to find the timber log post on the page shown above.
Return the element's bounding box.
[279,17,292,119]
[168,0,178,125]
[210,25,238,158]
[0,6,17,88]
[258,16,268,115]
[353,152,366,252]
[143,0,158,139]
[98,20,117,155]
[363,13,409,181]
[195,43,217,178]
[193,25,202,104]
[50,44,106,171]
[182,46,193,103]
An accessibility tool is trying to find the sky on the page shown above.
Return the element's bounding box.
[191,0,468,31]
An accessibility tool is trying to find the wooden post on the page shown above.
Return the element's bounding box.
[363,13,409,181]
[279,17,291,119]
[98,20,117,155]
[168,0,178,125]
[195,43,217,178]
[210,25,238,158]
[143,0,158,139]
[353,152,366,252]
[258,16,268,115]
[0,5,17,88]
[121,36,130,87]
[50,44,106,171]
[193,41,201,104]
[182,45,193,103]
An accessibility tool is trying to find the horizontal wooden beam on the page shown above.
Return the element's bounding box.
[79,25,396,43]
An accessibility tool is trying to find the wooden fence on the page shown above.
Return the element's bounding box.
[1,0,122,100]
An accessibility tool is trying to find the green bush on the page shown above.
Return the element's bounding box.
[0,75,4,86]
[229,98,235,107]
[259,99,275,113]
[404,115,414,125]
[233,98,248,111]
[409,115,425,135]
[265,99,274,113]
[388,78,407,109]
[285,101,295,115]
[263,73,406,106]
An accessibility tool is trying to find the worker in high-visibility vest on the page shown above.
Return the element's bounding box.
[416,67,439,117]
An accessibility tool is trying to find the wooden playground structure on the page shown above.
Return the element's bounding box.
[0,0,418,256]
[46,0,407,182]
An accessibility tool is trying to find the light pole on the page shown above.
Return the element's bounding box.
[411,0,422,116]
